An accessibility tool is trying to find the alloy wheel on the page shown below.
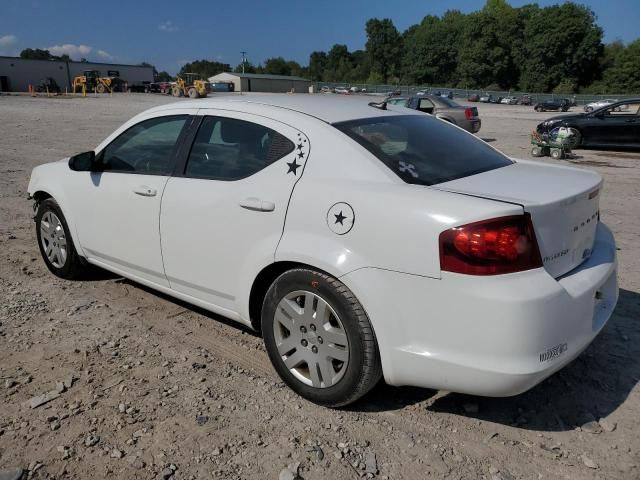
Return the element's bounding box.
[40,211,67,268]
[273,290,349,388]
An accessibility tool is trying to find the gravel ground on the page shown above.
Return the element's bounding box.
[0,93,639,480]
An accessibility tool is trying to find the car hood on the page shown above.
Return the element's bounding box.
[539,112,587,125]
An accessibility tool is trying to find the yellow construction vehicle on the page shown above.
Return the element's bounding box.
[171,73,208,98]
[72,70,126,94]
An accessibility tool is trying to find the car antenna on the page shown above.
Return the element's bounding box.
[368,100,387,110]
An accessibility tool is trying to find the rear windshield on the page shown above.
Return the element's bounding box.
[433,96,460,107]
[333,115,512,186]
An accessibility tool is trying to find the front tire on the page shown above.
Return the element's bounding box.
[262,269,382,408]
[35,199,86,279]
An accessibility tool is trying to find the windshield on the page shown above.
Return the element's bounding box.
[333,115,513,186]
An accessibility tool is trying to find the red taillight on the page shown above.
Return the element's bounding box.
[464,107,474,120]
[439,215,542,275]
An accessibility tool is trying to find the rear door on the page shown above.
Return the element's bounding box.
[160,110,309,312]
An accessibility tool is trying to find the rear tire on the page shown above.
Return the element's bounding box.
[96,83,106,94]
[172,86,182,97]
[261,268,382,408]
[550,148,563,160]
[35,199,86,279]
[531,146,544,157]
[188,87,199,99]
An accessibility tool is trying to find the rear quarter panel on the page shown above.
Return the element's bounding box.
[276,131,524,279]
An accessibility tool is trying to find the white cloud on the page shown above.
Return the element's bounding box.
[0,34,17,47]
[46,43,92,59]
[158,21,178,32]
[96,49,114,60]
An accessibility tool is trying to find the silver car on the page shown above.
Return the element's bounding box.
[584,99,617,112]
[387,94,481,133]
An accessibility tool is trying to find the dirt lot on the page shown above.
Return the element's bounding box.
[0,93,639,480]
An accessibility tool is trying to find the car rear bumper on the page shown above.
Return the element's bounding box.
[462,119,481,134]
[340,222,618,396]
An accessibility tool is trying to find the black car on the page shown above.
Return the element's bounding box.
[534,98,570,112]
[536,98,640,149]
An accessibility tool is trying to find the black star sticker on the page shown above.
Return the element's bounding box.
[298,151,304,159]
[334,211,347,225]
[287,159,301,175]
[297,143,303,151]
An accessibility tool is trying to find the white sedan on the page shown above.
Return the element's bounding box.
[28,95,618,407]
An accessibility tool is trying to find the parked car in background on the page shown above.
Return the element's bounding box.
[467,93,480,102]
[386,94,481,133]
[479,94,493,103]
[334,86,350,94]
[519,95,533,106]
[584,99,618,112]
[534,98,570,112]
[537,98,640,149]
[416,89,429,96]
[320,86,333,94]
[501,96,518,105]
[349,86,360,93]
[28,95,617,407]
[147,82,172,94]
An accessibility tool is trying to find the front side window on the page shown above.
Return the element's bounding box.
[334,115,513,186]
[99,115,187,175]
[184,116,294,180]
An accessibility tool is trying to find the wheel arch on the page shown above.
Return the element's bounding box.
[29,186,86,259]
[248,260,338,331]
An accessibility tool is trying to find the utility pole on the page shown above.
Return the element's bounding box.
[240,51,247,74]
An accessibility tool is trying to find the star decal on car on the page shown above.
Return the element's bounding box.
[334,211,347,225]
[287,159,301,175]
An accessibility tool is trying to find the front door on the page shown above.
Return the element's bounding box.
[160,110,309,313]
[70,113,191,286]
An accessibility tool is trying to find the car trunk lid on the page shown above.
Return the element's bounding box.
[433,160,602,278]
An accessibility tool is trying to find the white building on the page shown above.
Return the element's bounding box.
[208,72,312,93]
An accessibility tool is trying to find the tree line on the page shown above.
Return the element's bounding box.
[19,0,640,93]
[178,0,638,94]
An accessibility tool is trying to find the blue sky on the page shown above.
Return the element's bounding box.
[0,0,638,74]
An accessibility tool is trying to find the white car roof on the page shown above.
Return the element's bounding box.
[150,94,415,124]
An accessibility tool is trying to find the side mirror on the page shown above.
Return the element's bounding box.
[68,151,96,171]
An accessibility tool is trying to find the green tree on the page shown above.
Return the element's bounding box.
[233,62,257,74]
[456,0,521,89]
[402,11,465,85]
[263,56,291,75]
[178,60,231,79]
[308,51,327,81]
[155,71,173,82]
[20,48,54,60]
[324,44,352,82]
[365,18,401,83]
[602,39,640,93]
[515,2,603,92]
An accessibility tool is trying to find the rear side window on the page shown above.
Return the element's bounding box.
[184,116,294,180]
[334,115,512,186]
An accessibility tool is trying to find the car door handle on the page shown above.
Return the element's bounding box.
[133,186,157,197]
[239,197,275,212]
